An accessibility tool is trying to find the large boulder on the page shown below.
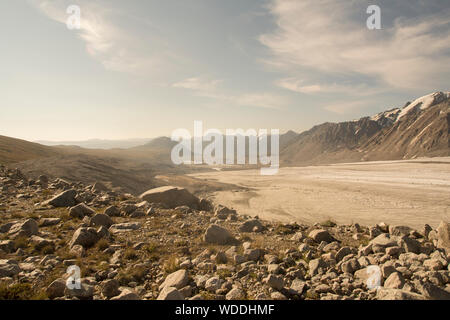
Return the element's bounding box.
[436,221,450,253]
[44,189,77,207]
[204,225,235,245]
[69,227,99,248]
[139,186,199,209]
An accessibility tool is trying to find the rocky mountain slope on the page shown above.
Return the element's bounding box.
[0,166,449,300]
[281,91,450,165]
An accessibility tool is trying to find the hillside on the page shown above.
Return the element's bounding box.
[0,135,61,164]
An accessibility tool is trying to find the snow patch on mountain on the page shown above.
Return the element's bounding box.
[397,91,450,121]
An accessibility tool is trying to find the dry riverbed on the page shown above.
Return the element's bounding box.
[189,158,450,229]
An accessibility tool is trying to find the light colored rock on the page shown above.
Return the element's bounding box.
[384,272,405,289]
[376,288,426,300]
[226,288,245,300]
[159,269,189,290]
[437,221,450,253]
[110,289,140,300]
[264,274,284,291]
[139,186,199,209]
[157,286,184,300]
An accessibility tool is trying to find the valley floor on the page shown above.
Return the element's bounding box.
[189,157,450,229]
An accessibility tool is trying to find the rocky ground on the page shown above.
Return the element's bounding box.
[0,164,449,300]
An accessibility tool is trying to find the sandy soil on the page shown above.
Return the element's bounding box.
[188,158,450,229]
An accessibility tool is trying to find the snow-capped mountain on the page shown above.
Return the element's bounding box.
[370,91,450,127]
[280,91,450,165]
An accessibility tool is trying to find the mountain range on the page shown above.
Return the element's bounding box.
[1,91,449,193]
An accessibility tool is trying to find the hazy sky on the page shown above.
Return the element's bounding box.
[1,0,449,141]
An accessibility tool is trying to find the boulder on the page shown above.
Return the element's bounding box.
[139,186,199,209]
[109,222,141,234]
[157,287,184,300]
[369,234,399,248]
[436,221,450,253]
[389,225,412,237]
[104,205,121,217]
[204,225,235,245]
[264,274,284,291]
[309,258,327,276]
[101,279,120,298]
[159,269,189,290]
[45,189,77,207]
[91,182,108,193]
[239,219,264,233]
[376,288,426,300]
[384,272,405,289]
[0,261,21,277]
[8,219,38,238]
[46,279,66,299]
[226,288,245,300]
[0,240,15,253]
[308,229,334,243]
[69,203,95,219]
[89,213,113,228]
[39,218,61,227]
[68,227,99,248]
[110,289,140,300]
[65,283,94,300]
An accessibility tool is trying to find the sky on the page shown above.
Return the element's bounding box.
[1,0,449,141]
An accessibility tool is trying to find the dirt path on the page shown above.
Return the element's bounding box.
[188,158,450,229]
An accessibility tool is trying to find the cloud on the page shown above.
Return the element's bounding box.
[260,0,450,92]
[173,77,222,92]
[31,0,179,75]
[173,76,288,109]
[276,78,383,96]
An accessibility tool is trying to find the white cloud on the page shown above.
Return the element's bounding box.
[276,78,383,96]
[173,77,222,92]
[261,0,450,91]
[31,0,179,75]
